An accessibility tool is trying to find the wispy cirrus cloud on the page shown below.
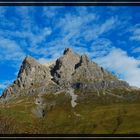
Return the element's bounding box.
[0,37,25,63]
[82,16,118,41]
[43,6,64,18]
[129,24,140,41]
[0,6,140,90]
[90,38,115,58]
[37,8,118,60]
[1,6,117,63]
[132,47,140,54]
[15,6,35,31]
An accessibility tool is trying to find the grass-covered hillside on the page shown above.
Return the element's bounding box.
[0,89,140,134]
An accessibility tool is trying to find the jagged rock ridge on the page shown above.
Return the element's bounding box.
[1,48,130,100]
[1,56,56,99]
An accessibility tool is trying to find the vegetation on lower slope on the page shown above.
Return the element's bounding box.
[0,90,140,134]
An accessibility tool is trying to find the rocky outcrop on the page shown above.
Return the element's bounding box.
[17,56,53,87]
[1,48,130,100]
[32,94,47,118]
[51,48,81,87]
[51,48,128,90]
[72,80,129,90]
[1,56,56,99]
[72,54,117,83]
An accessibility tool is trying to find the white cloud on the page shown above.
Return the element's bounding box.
[129,24,140,41]
[32,27,52,45]
[97,17,117,35]
[0,7,118,62]
[15,6,35,31]
[0,26,52,57]
[24,27,52,47]
[90,38,114,58]
[33,9,96,58]
[40,13,118,62]
[0,7,18,29]
[83,17,118,41]
[132,47,140,53]
[95,48,140,87]
[57,9,96,40]
[59,13,96,32]
[0,37,25,62]
[131,35,140,41]
[43,6,64,18]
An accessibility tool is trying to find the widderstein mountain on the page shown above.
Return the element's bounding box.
[0,48,140,134]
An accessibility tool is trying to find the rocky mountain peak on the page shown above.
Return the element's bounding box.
[80,54,90,65]
[22,55,40,67]
[63,48,73,55]
[51,48,81,86]
[1,55,54,99]
[24,55,36,63]
[1,48,130,100]
[17,55,41,79]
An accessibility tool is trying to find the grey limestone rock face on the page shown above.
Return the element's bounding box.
[50,48,126,89]
[32,95,47,118]
[1,48,130,100]
[50,48,129,90]
[72,80,129,91]
[17,56,52,87]
[1,56,54,99]
[72,54,117,83]
[51,48,81,87]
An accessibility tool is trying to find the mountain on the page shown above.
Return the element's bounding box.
[1,48,130,100]
[0,48,140,134]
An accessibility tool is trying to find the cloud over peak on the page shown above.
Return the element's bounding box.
[95,48,140,87]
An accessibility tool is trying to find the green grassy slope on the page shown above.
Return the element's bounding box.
[0,90,140,134]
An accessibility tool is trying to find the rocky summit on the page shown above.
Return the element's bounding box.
[1,48,130,101]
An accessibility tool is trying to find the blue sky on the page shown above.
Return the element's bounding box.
[0,6,140,94]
